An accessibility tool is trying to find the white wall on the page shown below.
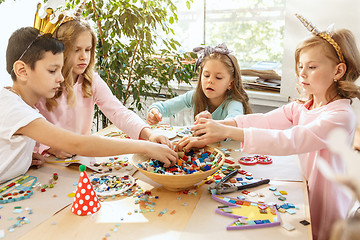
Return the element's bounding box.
[0,0,41,88]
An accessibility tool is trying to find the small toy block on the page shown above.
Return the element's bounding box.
[236,178,243,181]
[286,209,296,215]
[260,209,267,214]
[277,208,286,213]
[257,198,265,203]
[280,203,290,209]
[282,223,295,231]
[223,208,233,213]
[237,196,246,200]
[236,200,244,205]
[254,220,263,224]
[262,219,271,224]
[248,192,257,197]
[238,170,247,175]
[229,178,237,183]
[258,204,268,210]
[287,203,295,208]
[223,197,231,202]
[273,191,282,196]
[241,190,250,195]
[225,159,235,164]
[278,196,286,201]
[279,190,287,195]
[300,220,310,226]
[247,220,256,225]
[213,175,222,180]
[269,186,277,191]
[245,176,253,180]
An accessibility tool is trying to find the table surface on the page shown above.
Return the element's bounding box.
[1,125,312,240]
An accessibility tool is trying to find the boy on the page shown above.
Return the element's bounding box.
[0,27,177,183]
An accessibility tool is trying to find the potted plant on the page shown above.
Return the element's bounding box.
[67,0,196,129]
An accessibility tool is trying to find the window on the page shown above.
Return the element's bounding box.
[172,0,285,70]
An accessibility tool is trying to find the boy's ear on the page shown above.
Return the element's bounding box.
[13,60,28,81]
[335,63,347,80]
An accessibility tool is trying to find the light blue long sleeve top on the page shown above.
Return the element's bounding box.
[148,90,244,120]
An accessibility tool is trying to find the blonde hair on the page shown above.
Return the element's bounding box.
[193,53,252,117]
[46,19,97,111]
[295,29,360,103]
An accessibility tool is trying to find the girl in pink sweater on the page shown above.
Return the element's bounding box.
[177,24,360,239]
[36,18,170,158]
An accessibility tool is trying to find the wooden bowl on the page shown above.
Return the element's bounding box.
[131,146,225,191]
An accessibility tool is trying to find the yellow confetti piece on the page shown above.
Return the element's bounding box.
[67,192,75,198]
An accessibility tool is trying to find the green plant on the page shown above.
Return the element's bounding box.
[67,0,195,111]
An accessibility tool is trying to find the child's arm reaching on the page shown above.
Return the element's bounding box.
[176,118,243,152]
[18,118,178,167]
[139,126,172,148]
[46,147,74,159]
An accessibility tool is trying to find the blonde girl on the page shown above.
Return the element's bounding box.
[36,19,170,158]
[179,26,360,240]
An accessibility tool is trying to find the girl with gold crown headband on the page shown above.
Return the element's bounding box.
[34,1,175,159]
[176,15,360,240]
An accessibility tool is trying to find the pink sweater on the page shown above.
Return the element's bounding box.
[235,99,356,240]
[36,74,148,153]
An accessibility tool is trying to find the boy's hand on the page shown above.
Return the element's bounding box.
[47,147,74,159]
[31,152,46,168]
[174,136,207,153]
[147,108,162,125]
[144,142,177,168]
[195,110,212,125]
[148,132,172,148]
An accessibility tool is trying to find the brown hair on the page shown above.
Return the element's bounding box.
[295,29,360,103]
[193,53,252,117]
[45,19,97,111]
[6,27,64,80]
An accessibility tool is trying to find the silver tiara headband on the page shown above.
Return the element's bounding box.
[193,43,232,71]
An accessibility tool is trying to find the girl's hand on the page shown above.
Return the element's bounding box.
[144,142,177,167]
[195,110,212,125]
[147,108,162,125]
[47,147,74,159]
[174,136,207,153]
[148,132,172,148]
[191,118,228,143]
[31,152,46,168]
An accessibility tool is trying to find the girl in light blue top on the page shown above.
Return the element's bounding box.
[146,43,252,125]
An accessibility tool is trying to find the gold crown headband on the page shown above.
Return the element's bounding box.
[34,0,87,35]
[12,0,87,65]
[295,13,345,64]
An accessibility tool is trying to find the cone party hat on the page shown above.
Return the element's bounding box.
[71,165,101,216]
